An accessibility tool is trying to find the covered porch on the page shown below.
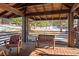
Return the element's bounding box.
[0,3,79,56]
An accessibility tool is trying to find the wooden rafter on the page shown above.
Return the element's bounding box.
[13,3,26,8]
[0,11,8,16]
[71,3,79,12]
[0,3,24,16]
[0,3,24,17]
[26,9,70,16]
[63,4,71,9]
[8,3,26,12]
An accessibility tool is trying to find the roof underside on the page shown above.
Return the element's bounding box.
[0,3,79,20]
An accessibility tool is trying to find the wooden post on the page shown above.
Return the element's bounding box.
[68,12,74,47]
[22,7,27,42]
[26,17,29,42]
[22,16,26,42]
[22,16,29,42]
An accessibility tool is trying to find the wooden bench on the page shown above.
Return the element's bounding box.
[35,35,55,49]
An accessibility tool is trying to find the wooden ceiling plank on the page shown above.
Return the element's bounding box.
[51,4,54,20]
[0,3,24,16]
[42,4,48,20]
[33,5,42,20]
[26,9,70,16]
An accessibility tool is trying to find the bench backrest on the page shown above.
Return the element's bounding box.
[38,35,55,41]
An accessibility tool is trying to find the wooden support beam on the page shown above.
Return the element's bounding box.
[26,17,29,42]
[0,3,24,16]
[22,16,26,42]
[30,16,79,20]
[22,16,29,42]
[26,9,70,16]
[29,17,67,20]
[22,8,26,42]
[71,3,79,12]
[68,12,74,47]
